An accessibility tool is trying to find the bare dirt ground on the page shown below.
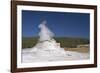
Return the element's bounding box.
[64,48,89,53]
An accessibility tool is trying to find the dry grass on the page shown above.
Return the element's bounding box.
[64,47,89,53]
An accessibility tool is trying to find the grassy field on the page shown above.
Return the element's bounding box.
[22,37,89,49]
[22,37,38,49]
[64,47,89,53]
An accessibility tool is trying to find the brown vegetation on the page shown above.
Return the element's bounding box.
[64,47,89,53]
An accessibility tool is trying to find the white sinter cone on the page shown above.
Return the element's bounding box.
[31,20,66,56]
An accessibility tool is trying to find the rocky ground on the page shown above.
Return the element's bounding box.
[22,48,89,63]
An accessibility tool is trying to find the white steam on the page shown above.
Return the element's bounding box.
[38,20,54,42]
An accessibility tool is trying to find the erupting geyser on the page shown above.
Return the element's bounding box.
[31,20,66,57]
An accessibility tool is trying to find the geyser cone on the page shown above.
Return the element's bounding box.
[31,20,66,56]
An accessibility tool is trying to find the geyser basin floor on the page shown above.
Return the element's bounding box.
[22,48,89,63]
[21,21,89,63]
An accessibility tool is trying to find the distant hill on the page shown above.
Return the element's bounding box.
[22,37,89,49]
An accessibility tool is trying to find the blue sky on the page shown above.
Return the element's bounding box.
[22,10,90,39]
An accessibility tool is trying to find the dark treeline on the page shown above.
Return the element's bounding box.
[22,37,89,49]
